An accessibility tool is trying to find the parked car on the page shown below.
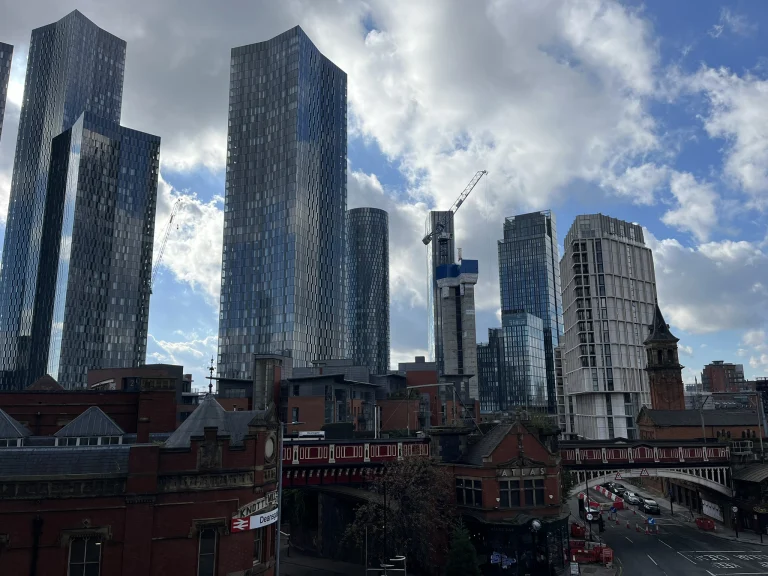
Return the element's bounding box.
[600,482,615,491]
[635,495,646,507]
[624,491,641,505]
[642,499,661,514]
[611,484,627,496]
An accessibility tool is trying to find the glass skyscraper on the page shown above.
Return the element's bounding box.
[500,312,548,411]
[346,208,390,375]
[0,42,12,142]
[477,328,503,413]
[0,11,128,389]
[45,113,160,388]
[497,211,563,412]
[218,26,347,380]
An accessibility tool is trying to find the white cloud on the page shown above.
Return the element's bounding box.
[600,163,668,205]
[678,344,694,357]
[688,67,768,204]
[708,8,757,39]
[661,172,718,241]
[647,232,768,334]
[152,175,223,306]
[159,129,227,173]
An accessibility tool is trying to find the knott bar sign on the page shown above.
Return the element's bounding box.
[497,467,547,478]
[234,490,278,519]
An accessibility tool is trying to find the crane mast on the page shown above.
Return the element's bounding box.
[150,198,182,294]
[422,170,487,247]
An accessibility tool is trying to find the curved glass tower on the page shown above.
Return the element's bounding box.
[218,27,347,379]
[346,208,389,375]
[0,11,127,389]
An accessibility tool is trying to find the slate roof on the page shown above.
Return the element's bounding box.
[27,374,64,391]
[0,446,130,478]
[460,423,513,466]
[644,302,679,344]
[54,406,125,437]
[640,407,759,427]
[733,465,768,484]
[164,394,268,448]
[0,408,31,438]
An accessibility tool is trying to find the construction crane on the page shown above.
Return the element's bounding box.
[422,170,487,247]
[150,198,183,294]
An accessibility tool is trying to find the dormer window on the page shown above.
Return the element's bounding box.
[56,436,123,446]
[0,438,21,447]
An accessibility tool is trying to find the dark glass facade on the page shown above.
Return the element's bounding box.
[497,210,563,412]
[477,328,503,413]
[218,26,347,379]
[500,312,548,410]
[45,113,160,388]
[346,208,389,375]
[0,42,12,142]
[0,11,126,389]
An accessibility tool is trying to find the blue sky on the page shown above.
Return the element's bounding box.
[1,0,767,389]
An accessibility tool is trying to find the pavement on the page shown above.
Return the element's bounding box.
[571,482,768,576]
[279,548,408,576]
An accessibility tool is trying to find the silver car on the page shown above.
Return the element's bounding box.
[624,491,641,505]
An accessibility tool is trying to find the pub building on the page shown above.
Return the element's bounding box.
[0,393,280,576]
[436,419,569,575]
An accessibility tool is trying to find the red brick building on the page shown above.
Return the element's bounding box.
[0,395,279,576]
[436,420,568,574]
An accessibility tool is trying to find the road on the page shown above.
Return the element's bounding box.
[570,485,768,576]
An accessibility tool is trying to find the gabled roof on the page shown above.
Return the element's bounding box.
[164,394,268,448]
[0,408,31,438]
[644,302,679,344]
[27,374,64,391]
[54,406,125,437]
[0,446,129,478]
[461,424,513,466]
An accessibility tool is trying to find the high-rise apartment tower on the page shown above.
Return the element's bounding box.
[560,215,656,439]
[346,208,390,375]
[497,210,563,413]
[426,210,455,375]
[0,42,12,142]
[45,114,160,388]
[0,11,136,389]
[218,27,347,379]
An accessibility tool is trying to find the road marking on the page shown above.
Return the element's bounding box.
[648,555,658,566]
[678,552,697,565]
[626,537,634,543]
[706,571,716,576]
[659,539,673,549]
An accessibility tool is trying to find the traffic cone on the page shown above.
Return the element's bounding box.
[656,525,660,535]
[645,524,650,535]
[636,523,640,532]
[616,517,620,525]
[627,520,630,529]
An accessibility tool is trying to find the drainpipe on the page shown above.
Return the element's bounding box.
[29,515,42,576]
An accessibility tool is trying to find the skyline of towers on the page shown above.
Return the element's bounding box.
[560,214,657,439]
[217,26,348,380]
[0,42,11,142]
[346,207,390,376]
[0,11,158,390]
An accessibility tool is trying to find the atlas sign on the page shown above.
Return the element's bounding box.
[231,508,279,532]
[497,467,546,478]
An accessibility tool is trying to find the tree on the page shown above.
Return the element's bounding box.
[343,457,457,574]
[446,522,481,576]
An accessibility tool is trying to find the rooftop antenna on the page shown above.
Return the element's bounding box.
[207,357,215,395]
